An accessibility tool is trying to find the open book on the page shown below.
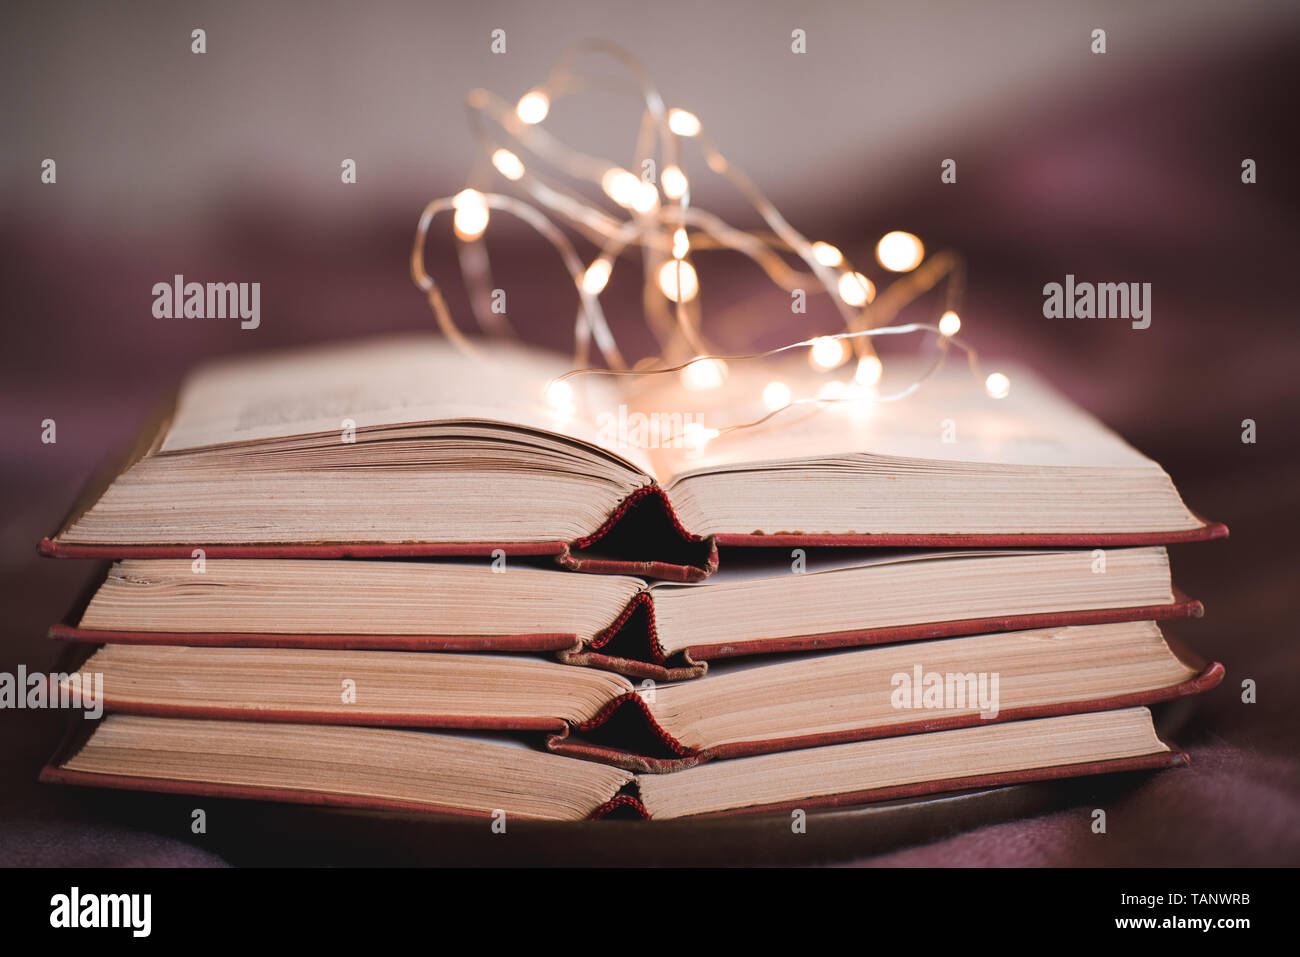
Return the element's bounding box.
[60,621,1223,771]
[52,548,1204,678]
[42,708,1186,820]
[41,336,1225,581]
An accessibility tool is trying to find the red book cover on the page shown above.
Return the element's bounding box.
[49,577,1209,681]
[41,480,1229,583]
[547,658,1224,773]
[39,716,1192,822]
[53,633,1223,771]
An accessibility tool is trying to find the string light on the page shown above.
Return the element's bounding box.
[581,258,613,295]
[631,181,660,214]
[837,271,876,307]
[657,259,699,302]
[876,231,925,272]
[667,108,702,137]
[681,356,728,391]
[672,227,690,260]
[550,324,1007,441]
[452,189,489,241]
[812,242,844,267]
[411,41,1004,444]
[662,165,689,199]
[491,148,526,181]
[601,168,642,208]
[855,355,883,386]
[516,90,550,124]
[545,378,575,409]
[763,380,792,410]
[809,336,849,370]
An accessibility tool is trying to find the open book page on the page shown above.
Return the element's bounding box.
[159,335,655,475]
[624,355,1169,483]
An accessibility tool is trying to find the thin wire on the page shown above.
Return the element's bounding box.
[414,39,993,446]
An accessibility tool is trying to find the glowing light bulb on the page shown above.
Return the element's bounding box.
[985,372,1011,399]
[837,271,875,307]
[545,379,574,409]
[491,148,525,181]
[938,310,961,337]
[452,189,489,241]
[667,108,702,137]
[631,181,660,213]
[657,259,699,303]
[818,380,848,401]
[811,242,843,267]
[516,90,550,124]
[876,231,925,272]
[809,336,848,370]
[661,165,689,199]
[683,421,720,450]
[601,168,642,208]
[672,227,690,260]
[581,258,612,295]
[680,356,727,391]
[855,355,883,386]
[762,380,792,411]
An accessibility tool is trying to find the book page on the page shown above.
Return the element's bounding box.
[628,355,1166,482]
[159,335,655,475]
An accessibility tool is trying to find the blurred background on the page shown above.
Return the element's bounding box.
[2,0,1298,865]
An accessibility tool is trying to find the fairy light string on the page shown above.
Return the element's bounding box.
[410,41,1011,448]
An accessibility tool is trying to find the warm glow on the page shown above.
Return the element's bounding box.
[657,259,699,302]
[452,189,489,241]
[545,379,574,409]
[876,231,925,272]
[938,310,961,337]
[601,168,642,208]
[667,108,702,137]
[844,382,877,416]
[680,356,728,391]
[683,421,720,450]
[762,380,792,411]
[985,372,1011,399]
[818,380,848,401]
[631,181,660,213]
[516,90,550,124]
[581,258,612,295]
[837,271,875,307]
[662,165,689,199]
[672,227,690,260]
[855,355,883,386]
[811,242,843,267]
[491,148,525,181]
[809,336,848,370]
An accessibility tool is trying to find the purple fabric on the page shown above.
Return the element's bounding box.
[856,748,1300,867]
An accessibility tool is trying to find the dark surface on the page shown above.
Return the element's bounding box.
[0,772,1185,868]
[1,11,1298,866]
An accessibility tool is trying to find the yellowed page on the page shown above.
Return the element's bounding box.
[627,356,1167,483]
[159,335,655,475]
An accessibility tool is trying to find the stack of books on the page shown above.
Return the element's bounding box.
[39,337,1225,823]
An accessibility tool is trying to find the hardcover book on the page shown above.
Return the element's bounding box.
[40,336,1226,581]
[41,707,1189,821]
[58,620,1223,772]
[53,547,1204,678]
